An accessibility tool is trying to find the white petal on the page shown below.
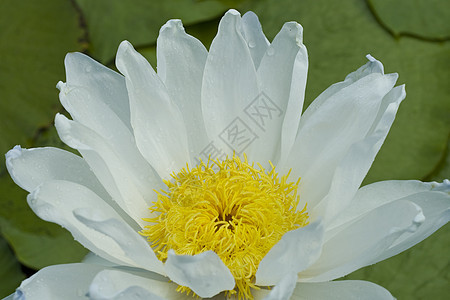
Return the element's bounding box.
[28,180,144,269]
[55,114,157,226]
[291,280,394,300]
[375,190,450,262]
[63,52,131,129]
[5,146,106,199]
[91,286,163,300]
[156,19,210,161]
[283,63,397,210]
[201,9,259,154]
[82,252,118,267]
[256,221,323,285]
[247,22,307,166]
[89,269,183,300]
[11,263,105,300]
[58,81,160,201]
[298,55,384,122]
[116,40,190,178]
[241,11,269,69]
[165,249,235,298]
[314,85,406,222]
[74,207,165,275]
[262,272,297,300]
[328,180,448,231]
[301,200,423,281]
[328,180,450,263]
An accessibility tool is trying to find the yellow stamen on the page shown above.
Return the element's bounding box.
[141,154,308,299]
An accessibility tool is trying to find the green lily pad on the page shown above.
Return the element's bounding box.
[0,0,88,269]
[368,0,450,41]
[75,0,228,63]
[0,237,25,299]
[424,134,450,182]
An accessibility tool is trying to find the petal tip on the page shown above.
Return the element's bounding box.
[242,11,258,19]
[220,9,242,30]
[6,145,23,162]
[160,19,184,35]
[225,8,241,16]
[165,250,235,298]
[117,40,135,59]
[366,54,376,62]
[281,21,304,44]
[56,80,66,91]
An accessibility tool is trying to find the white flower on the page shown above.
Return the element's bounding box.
[5,9,450,300]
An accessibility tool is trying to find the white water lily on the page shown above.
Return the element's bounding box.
[5,8,450,300]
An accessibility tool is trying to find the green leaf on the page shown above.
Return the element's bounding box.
[0,0,88,269]
[424,134,450,182]
[75,0,229,63]
[368,0,450,41]
[0,237,25,299]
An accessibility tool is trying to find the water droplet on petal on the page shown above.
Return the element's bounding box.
[248,40,256,48]
[267,47,275,56]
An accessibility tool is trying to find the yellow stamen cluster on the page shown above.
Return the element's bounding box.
[141,154,308,299]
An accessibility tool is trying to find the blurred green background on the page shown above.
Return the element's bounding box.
[0,0,449,298]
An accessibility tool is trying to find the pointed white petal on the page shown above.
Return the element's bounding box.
[89,269,184,300]
[283,60,397,211]
[28,180,145,269]
[74,207,165,275]
[246,22,307,166]
[298,55,384,122]
[374,189,450,262]
[241,11,269,69]
[301,200,423,281]
[12,263,105,300]
[256,221,323,285]
[5,146,107,200]
[57,81,160,201]
[292,280,394,300]
[165,249,235,298]
[315,85,406,222]
[329,180,450,263]
[156,19,210,161]
[201,9,259,152]
[328,180,447,231]
[262,272,297,300]
[63,52,131,129]
[55,114,158,226]
[116,41,190,178]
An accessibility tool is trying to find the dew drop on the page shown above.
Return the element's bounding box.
[248,40,256,48]
[267,47,275,56]
[85,65,92,73]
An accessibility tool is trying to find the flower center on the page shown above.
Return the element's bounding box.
[141,154,308,299]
